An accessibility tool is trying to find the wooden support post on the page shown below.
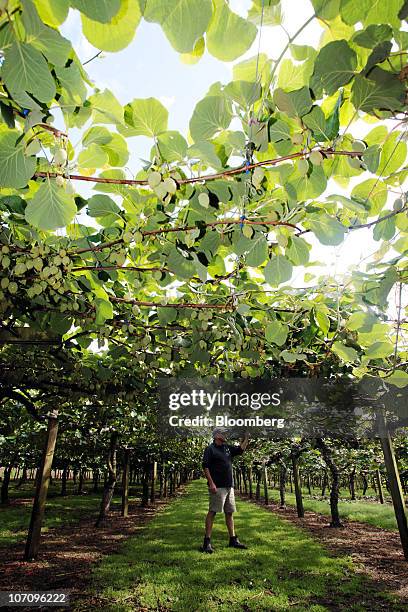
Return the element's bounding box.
[263,463,269,505]
[24,412,59,561]
[378,413,408,560]
[150,461,157,504]
[121,449,130,517]
[292,455,304,518]
[376,468,384,504]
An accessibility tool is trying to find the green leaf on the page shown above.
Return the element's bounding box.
[311,0,341,19]
[157,131,187,162]
[245,234,268,267]
[0,131,36,189]
[81,0,141,52]
[312,40,357,96]
[33,0,69,26]
[233,53,271,84]
[189,96,232,142]
[83,126,113,147]
[264,255,293,286]
[291,166,327,200]
[340,0,371,24]
[207,0,257,61]
[25,179,77,230]
[56,64,87,106]
[158,307,178,324]
[362,145,380,173]
[314,304,330,335]
[22,0,71,66]
[332,341,359,362]
[95,298,113,325]
[353,24,393,48]
[303,106,331,141]
[103,133,129,167]
[87,195,121,217]
[167,247,196,279]
[89,89,124,124]
[78,144,109,169]
[352,69,405,114]
[266,320,288,346]
[364,42,392,74]
[373,211,396,241]
[378,130,407,176]
[385,369,408,388]
[2,41,56,103]
[269,119,291,142]
[306,213,345,246]
[365,341,394,359]
[286,236,310,265]
[180,36,205,64]
[188,141,222,169]
[347,311,377,331]
[70,0,121,22]
[144,0,212,53]
[273,87,313,118]
[351,179,387,215]
[124,98,168,137]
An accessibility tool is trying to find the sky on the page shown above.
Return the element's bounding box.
[57,0,404,314]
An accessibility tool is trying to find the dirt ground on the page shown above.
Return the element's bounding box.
[0,496,175,610]
[242,494,408,605]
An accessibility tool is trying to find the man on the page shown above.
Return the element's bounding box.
[201,427,249,553]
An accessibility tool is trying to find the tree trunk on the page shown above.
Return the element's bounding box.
[1,464,12,505]
[255,470,261,500]
[292,456,304,518]
[93,468,99,493]
[361,473,368,496]
[321,471,328,497]
[121,449,130,517]
[77,468,84,494]
[17,465,28,488]
[378,414,408,561]
[315,438,342,527]
[248,467,253,499]
[349,467,356,500]
[376,468,384,504]
[95,432,118,527]
[150,461,157,504]
[279,462,287,508]
[60,464,68,496]
[263,463,269,505]
[141,462,150,507]
[24,412,59,560]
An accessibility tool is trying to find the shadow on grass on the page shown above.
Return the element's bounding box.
[87,480,404,612]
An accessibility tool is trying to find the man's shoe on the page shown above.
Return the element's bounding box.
[229,535,247,549]
[201,537,214,553]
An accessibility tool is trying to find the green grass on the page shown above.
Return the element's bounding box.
[0,481,141,547]
[86,480,402,612]
[266,489,398,531]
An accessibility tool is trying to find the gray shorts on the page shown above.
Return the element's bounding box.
[209,487,236,513]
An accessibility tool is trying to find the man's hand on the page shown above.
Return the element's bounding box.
[209,482,217,494]
[240,431,250,451]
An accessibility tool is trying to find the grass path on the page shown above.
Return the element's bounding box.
[266,490,398,531]
[84,480,404,612]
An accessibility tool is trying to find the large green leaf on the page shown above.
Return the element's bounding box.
[340,0,371,24]
[332,341,359,363]
[22,0,71,66]
[206,0,257,61]
[124,98,168,137]
[25,179,77,230]
[351,179,387,215]
[144,0,212,53]
[273,87,313,118]
[78,145,109,169]
[0,131,36,189]
[373,211,396,241]
[70,0,121,22]
[87,195,121,217]
[353,24,393,49]
[286,236,310,265]
[377,130,407,176]
[33,0,69,26]
[365,341,394,359]
[269,119,291,142]
[306,213,345,245]
[89,89,124,125]
[188,141,222,169]
[352,68,405,114]
[189,96,232,142]
[303,106,331,141]
[2,41,56,103]
[95,298,114,324]
[82,0,141,52]
[264,255,293,286]
[265,320,288,346]
[244,234,268,267]
[157,131,188,162]
[312,40,357,96]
